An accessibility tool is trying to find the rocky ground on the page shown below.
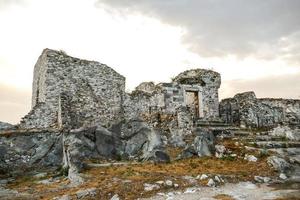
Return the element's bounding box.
[0,126,299,200]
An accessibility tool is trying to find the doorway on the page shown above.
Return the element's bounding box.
[185,91,200,117]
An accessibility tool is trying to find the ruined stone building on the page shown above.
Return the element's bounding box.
[220,91,300,128]
[18,49,300,132]
[1,49,222,176]
[20,49,221,131]
[1,48,300,183]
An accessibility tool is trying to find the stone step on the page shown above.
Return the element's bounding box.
[232,131,253,137]
[195,119,233,127]
[243,136,289,142]
[267,148,300,157]
[250,141,300,149]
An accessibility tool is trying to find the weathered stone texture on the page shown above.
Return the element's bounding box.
[1,49,225,175]
[220,91,300,128]
[124,69,221,125]
[0,122,13,131]
[0,130,63,173]
[21,49,125,129]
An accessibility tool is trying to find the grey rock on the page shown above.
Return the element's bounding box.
[220,91,300,128]
[33,172,48,179]
[197,174,208,180]
[169,129,186,147]
[244,155,258,162]
[165,180,173,187]
[270,126,300,141]
[207,178,215,187]
[95,126,122,159]
[0,122,13,131]
[144,183,160,191]
[254,176,271,183]
[279,173,288,180]
[267,156,291,172]
[143,150,170,163]
[215,144,226,158]
[110,194,120,200]
[214,175,222,183]
[76,187,97,199]
[53,195,71,200]
[179,129,215,158]
[0,131,63,173]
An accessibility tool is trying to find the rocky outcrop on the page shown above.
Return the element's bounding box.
[60,120,168,183]
[0,122,13,131]
[0,130,63,174]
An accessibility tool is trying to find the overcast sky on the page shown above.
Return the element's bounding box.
[0,0,299,124]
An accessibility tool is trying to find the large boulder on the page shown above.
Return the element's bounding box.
[63,126,122,185]
[0,130,63,174]
[179,128,215,159]
[120,119,165,159]
[267,156,291,173]
[63,126,122,171]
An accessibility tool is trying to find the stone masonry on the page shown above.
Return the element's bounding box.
[20,49,221,131]
[220,91,300,128]
[20,49,125,129]
[124,69,221,126]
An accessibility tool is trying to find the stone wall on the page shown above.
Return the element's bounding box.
[220,91,300,128]
[20,49,221,130]
[124,69,221,123]
[20,49,126,129]
[172,69,221,121]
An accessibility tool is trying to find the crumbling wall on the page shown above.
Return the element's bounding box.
[260,98,300,126]
[220,91,300,128]
[124,69,221,123]
[21,49,126,129]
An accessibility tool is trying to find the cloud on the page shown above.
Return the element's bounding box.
[220,72,300,99]
[0,83,31,124]
[0,0,26,9]
[97,0,300,65]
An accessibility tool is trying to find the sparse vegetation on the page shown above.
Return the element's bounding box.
[7,154,276,200]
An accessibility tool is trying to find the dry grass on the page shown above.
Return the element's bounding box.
[213,194,235,200]
[7,155,276,200]
[6,135,278,200]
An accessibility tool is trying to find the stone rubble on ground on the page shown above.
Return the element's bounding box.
[207,178,215,187]
[110,194,120,200]
[197,174,209,180]
[267,156,291,172]
[144,183,160,191]
[165,180,173,187]
[279,173,288,180]
[244,154,258,162]
[76,188,97,199]
[254,176,271,183]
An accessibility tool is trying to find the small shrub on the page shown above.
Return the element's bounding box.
[258,149,269,158]
[189,162,199,169]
